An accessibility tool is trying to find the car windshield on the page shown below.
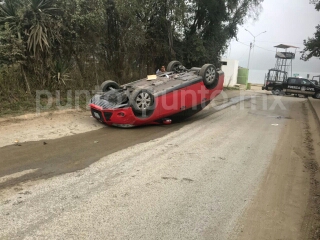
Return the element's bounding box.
[301,79,311,85]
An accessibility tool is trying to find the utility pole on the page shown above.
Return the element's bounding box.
[245,29,267,69]
[247,42,252,69]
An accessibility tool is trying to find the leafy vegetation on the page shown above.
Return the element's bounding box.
[0,0,263,115]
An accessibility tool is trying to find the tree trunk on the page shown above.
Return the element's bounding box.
[21,65,31,94]
[75,55,85,88]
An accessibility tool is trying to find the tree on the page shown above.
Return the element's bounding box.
[23,0,63,88]
[0,0,29,92]
[301,2,320,61]
[114,0,186,77]
[180,0,263,68]
[0,0,264,94]
[0,0,63,91]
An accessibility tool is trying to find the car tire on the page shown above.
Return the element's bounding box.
[101,80,120,92]
[130,89,155,113]
[200,64,218,89]
[272,88,282,95]
[167,61,183,72]
[315,92,320,99]
[297,94,308,98]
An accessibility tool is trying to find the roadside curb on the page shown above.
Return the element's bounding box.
[308,98,320,129]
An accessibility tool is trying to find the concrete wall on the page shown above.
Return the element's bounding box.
[221,59,239,87]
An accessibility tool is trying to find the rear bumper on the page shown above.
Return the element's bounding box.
[90,104,160,127]
[90,104,137,126]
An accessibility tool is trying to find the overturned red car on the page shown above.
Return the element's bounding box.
[90,61,224,127]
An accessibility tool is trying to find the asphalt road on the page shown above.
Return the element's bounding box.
[0,91,318,239]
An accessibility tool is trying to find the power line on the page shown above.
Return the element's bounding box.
[238,40,304,46]
[254,45,276,52]
[234,40,276,52]
[235,40,250,47]
[253,41,304,45]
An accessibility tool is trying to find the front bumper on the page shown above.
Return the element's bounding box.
[90,104,153,128]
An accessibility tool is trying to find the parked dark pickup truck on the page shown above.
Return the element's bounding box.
[262,77,320,99]
[311,75,319,86]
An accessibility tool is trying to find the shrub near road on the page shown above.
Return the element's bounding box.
[0,0,263,115]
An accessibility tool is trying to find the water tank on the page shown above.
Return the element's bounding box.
[237,68,249,85]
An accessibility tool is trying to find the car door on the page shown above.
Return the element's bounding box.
[286,78,301,94]
[300,79,316,96]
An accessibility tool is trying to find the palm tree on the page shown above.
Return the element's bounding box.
[0,0,32,93]
[23,0,62,88]
[25,0,61,56]
[0,0,22,33]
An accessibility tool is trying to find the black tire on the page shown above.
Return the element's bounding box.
[130,89,155,113]
[297,94,308,98]
[199,64,218,89]
[315,92,320,99]
[272,88,282,95]
[101,80,120,92]
[167,61,182,72]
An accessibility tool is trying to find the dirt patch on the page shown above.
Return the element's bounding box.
[301,102,320,240]
[234,100,320,240]
[0,109,103,148]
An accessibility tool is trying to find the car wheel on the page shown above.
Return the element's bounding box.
[167,61,183,72]
[130,89,155,113]
[272,88,281,95]
[200,64,218,89]
[315,92,320,99]
[101,80,120,92]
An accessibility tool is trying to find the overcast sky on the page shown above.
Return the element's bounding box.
[226,0,320,73]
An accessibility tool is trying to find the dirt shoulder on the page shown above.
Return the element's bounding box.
[0,109,103,148]
[234,99,320,240]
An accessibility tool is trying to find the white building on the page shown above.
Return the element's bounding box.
[221,59,239,87]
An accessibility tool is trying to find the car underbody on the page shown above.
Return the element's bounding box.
[90,61,224,127]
